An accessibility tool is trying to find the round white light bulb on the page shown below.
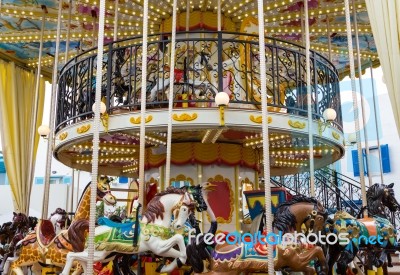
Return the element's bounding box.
[215,92,230,106]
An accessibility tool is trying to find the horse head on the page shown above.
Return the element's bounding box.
[185,185,208,212]
[50,208,70,232]
[367,183,399,217]
[171,192,196,230]
[97,175,117,206]
[11,212,29,231]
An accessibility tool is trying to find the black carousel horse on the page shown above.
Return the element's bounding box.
[325,183,399,275]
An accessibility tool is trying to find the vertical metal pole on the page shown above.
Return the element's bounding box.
[138,0,150,210]
[344,0,367,216]
[352,0,372,187]
[304,0,315,197]
[70,169,75,213]
[64,0,72,62]
[29,6,46,216]
[165,0,178,186]
[42,0,62,219]
[218,0,221,31]
[326,15,332,62]
[256,0,274,273]
[369,60,384,183]
[86,0,106,271]
[113,0,119,41]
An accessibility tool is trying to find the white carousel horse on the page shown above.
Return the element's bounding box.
[49,208,70,234]
[61,187,197,274]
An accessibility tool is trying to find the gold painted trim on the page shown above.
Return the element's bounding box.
[170,174,194,186]
[172,113,198,122]
[130,115,153,124]
[332,131,340,140]
[58,132,68,140]
[288,120,306,129]
[249,115,272,124]
[77,124,91,134]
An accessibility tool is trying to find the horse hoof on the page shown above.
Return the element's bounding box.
[177,258,183,268]
[156,264,165,273]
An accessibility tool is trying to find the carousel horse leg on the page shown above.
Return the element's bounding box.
[386,252,393,267]
[313,245,328,275]
[337,250,356,275]
[327,244,342,275]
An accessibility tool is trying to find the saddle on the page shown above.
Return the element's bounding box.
[37,219,56,246]
[97,217,134,229]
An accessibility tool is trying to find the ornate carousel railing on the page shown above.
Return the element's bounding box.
[56,31,342,131]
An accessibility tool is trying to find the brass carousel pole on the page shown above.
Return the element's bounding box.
[29,5,47,217]
[86,0,106,271]
[41,0,62,219]
[304,0,315,197]
[138,0,150,208]
[256,0,274,274]
[369,59,384,183]
[352,0,372,187]
[64,0,72,63]
[165,0,178,186]
[344,0,367,216]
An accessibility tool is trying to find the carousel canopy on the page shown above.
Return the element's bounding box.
[0,0,379,78]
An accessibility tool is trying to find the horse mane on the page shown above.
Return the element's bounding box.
[273,195,319,233]
[143,187,186,223]
[67,219,89,252]
[366,183,384,216]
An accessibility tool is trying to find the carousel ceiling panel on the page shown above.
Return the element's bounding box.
[0,0,378,78]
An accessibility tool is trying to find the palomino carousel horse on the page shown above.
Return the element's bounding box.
[188,195,329,275]
[8,176,117,275]
[60,186,204,274]
[326,183,399,275]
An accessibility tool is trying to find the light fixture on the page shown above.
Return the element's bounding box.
[318,108,337,135]
[215,92,230,126]
[38,125,51,138]
[345,133,357,147]
[92,101,109,132]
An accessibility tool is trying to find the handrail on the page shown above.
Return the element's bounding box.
[56,31,342,132]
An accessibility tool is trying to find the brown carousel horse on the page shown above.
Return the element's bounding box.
[187,195,329,275]
[0,212,30,272]
[7,176,117,275]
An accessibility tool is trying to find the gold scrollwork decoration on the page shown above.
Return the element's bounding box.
[58,132,68,141]
[332,131,340,140]
[77,124,91,134]
[130,115,153,124]
[249,115,272,124]
[288,120,306,129]
[172,113,198,122]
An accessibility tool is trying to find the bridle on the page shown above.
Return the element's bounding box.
[171,192,196,218]
[302,203,328,234]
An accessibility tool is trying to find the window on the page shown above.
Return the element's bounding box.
[352,144,390,177]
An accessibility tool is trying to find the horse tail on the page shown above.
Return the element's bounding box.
[67,219,89,252]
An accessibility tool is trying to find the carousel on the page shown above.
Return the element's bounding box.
[0,0,399,274]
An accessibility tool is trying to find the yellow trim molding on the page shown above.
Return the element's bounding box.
[77,124,91,134]
[130,115,153,124]
[332,131,340,140]
[249,115,272,124]
[288,120,306,129]
[58,132,68,140]
[172,113,198,122]
[170,174,194,186]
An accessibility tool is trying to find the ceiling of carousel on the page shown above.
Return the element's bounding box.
[0,0,378,78]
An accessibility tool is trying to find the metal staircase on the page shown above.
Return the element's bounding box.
[271,168,400,229]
